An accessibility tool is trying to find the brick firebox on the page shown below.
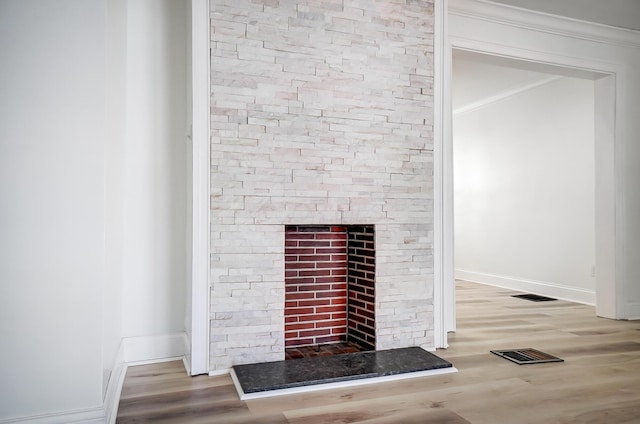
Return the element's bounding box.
[285,225,375,351]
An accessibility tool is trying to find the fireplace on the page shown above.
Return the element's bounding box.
[285,225,375,352]
[209,0,435,372]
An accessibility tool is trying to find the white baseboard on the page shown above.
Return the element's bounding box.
[182,355,192,376]
[209,368,231,377]
[1,333,190,424]
[122,332,188,363]
[182,333,192,375]
[104,333,190,422]
[456,269,596,305]
[104,342,127,424]
[0,408,105,424]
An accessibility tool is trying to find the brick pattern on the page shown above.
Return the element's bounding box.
[347,225,376,350]
[209,0,435,371]
[285,226,348,347]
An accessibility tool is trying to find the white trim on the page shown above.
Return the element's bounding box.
[104,342,126,424]
[209,368,231,377]
[432,0,444,348]
[449,38,620,77]
[105,363,127,424]
[433,0,451,349]
[122,333,188,363]
[190,0,211,376]
[594,74,619,319]
[446,0,628,322]
[453,75,562,116]
[9,337,192,424]
[125,356,186,367]
[182,332,192,375]
[456,270,596,305]
[449,0,640,49]
[230,366,458,401]
[0,409,106,424]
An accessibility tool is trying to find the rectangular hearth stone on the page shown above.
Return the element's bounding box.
[231,347,457,400]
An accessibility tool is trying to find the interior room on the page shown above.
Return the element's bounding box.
[452,49,597,305]
[1,0,639,423]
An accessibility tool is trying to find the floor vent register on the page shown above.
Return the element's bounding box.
[491,348,564,365]
[512,294,557,302]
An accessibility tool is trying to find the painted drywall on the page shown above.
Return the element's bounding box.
[104,0,127,399]
[122,0,189,340]
[0,0,107,419]
[453,75,596,302]
[0,0,190,420]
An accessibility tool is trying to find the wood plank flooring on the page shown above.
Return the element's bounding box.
[116,281,640,423]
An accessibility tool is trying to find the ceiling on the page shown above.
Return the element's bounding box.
[452,50,553,112]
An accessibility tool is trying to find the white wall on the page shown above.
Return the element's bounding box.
[0,0,107,420]
[103,0,127,400]
[121,0,189,344]
[0,0,190,421]
[454,76,596,303]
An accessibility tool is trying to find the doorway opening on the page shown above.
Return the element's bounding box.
[448,48,616,336]
[452,49,597,305]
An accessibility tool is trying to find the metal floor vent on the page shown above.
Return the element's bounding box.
[512,294,557,302]
[491,348,564,365]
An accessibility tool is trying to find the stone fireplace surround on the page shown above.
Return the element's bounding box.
[209,0,435,372]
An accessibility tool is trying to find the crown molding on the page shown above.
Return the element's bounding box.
[449,0,640,49]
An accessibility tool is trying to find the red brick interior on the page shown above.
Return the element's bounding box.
[285,226,348,347]
[347,225,376,350]
[285,225,376,351]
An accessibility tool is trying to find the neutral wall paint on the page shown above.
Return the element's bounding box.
[0,0,190,420]
[122,0,189,340]
[0,0,106,419]
[454,76,596,301]
[104,0,127,399]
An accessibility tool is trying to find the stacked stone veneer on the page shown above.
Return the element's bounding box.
[210,0,435,371]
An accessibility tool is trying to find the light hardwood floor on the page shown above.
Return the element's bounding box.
[116,281,640,423]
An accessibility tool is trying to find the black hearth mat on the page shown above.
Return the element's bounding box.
[232,346,453,394]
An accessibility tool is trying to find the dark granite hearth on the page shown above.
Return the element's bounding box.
[232,347,453,396]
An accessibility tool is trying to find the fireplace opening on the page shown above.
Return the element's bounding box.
[284,225,375,359]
